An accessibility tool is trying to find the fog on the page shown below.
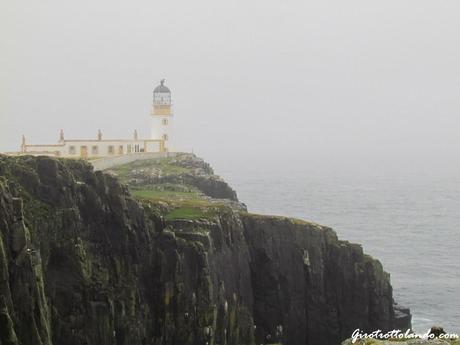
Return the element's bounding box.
[1,0,460,176]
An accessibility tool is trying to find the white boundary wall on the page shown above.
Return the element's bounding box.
[91,152,179,171]
[23,139,162,159]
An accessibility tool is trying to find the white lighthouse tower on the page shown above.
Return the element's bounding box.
[151,79,173,152]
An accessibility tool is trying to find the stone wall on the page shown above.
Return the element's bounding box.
[91,152,180,171]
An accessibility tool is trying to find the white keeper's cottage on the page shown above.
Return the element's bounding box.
[9,79,174,158]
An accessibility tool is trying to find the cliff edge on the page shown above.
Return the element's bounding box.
[0,153,411,345]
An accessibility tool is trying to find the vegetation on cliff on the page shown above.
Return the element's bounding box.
[106,154,245,222]
[0,154,411,345]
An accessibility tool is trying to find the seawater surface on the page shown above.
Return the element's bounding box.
[217,162,460,334]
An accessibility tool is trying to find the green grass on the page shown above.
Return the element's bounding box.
[131,189,201,201]
[132,188,226,221]
[155,158,191,174]
[164,207,210,220]
[105,155,231,221]
[109,156,191,179]
[163,200,229,220]
[130,187,226,208]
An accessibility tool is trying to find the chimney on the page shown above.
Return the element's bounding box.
[21,135,26,152]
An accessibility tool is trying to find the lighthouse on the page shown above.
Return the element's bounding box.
[6,80,175,158]
[151,79,173,152]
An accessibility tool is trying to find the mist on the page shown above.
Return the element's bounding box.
[1,0,460,176]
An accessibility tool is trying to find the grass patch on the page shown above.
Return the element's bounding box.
[155,158,191,174]
[109,156,191,178]
[133,188,227,221]
[131,189,201,201]
[164,207,210,220]
[163,200,229,220]
[131,188,225,208]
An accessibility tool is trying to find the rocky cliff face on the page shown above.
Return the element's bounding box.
[0,154,411,345]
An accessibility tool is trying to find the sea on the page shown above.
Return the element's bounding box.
[216,159,460,334]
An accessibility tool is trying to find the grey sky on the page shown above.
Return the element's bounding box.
[1,0,459,174]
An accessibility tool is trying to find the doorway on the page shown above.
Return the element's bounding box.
[80,146,88,158]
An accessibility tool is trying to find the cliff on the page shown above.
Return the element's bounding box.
[0,154,411,345]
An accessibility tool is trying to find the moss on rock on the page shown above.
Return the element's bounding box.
[0,154,411,345]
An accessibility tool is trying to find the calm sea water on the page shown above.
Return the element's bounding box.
[218,163,460,334]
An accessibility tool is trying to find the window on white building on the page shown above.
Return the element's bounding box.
[69,146,76,155]
[127,145,132,153]
[162,134,168,141]
[92,146,98,155]
[108,146,114,155]
[118,145,124,154]
[162,119,168,125]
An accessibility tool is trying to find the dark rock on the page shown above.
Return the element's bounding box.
[394,303,412,331]
[429,326,446,338]
[0,155,411,345]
